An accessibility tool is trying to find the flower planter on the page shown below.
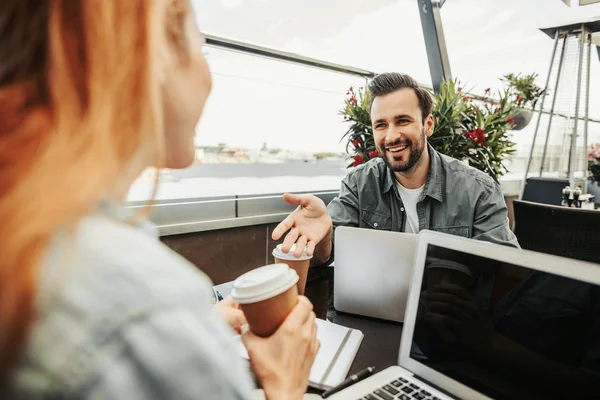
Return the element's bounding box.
[587,180,600,205]
[509,108,534,131]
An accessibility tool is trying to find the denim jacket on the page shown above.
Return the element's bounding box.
[328,144,519,247]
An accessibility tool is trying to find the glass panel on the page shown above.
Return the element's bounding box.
[196,47,366,156]
[441,0,600,178]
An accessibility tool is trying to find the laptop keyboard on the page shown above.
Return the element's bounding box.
[358,376,442,400]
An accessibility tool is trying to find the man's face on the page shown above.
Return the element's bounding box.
[371,88,433,173]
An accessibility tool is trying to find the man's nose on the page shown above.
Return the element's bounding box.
[385,125,403,143]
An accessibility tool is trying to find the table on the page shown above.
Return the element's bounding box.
[330,312,403,375]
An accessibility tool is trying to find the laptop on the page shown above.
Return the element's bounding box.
[330,230,600,399]
[334,226,418,322]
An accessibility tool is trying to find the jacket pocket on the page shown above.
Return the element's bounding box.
[432,225,470,238]
[361,209,392,230]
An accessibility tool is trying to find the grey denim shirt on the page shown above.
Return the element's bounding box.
[328,144,519,248]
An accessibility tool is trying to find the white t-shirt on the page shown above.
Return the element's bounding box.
[395,181,425,233]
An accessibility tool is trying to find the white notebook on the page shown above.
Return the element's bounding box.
[234,319,363,390]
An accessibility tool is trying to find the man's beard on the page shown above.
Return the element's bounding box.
[378,127,427,173]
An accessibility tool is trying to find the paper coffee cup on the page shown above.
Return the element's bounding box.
[272,244,312,295]
[231,264,299,337]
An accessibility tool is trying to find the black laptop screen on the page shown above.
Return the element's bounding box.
[409,244,600,400]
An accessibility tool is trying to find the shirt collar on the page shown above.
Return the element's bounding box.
[383,143,444,203]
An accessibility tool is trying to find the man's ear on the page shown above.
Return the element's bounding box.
[425,114,435,137]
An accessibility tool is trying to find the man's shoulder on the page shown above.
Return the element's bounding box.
[436,152,497,192]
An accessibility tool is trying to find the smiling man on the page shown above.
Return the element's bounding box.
[272,73,518,266]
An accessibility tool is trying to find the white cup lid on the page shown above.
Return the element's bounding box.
[272,244,312,261]
[231,264,299,304]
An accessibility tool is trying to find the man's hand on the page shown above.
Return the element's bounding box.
[214,296,246,334]
[272,193,332,258]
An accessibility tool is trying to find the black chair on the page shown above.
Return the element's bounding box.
[521,177,569,206]
[513,200,600,264]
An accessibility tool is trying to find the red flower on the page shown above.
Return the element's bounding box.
[344,116,348,121]
[517,96,524,103]
[369,150,379,159]
[351,138,361,147]
[485,88,491,94]
[462,96,469,101]
[465,129,486,146]
[506,117,515,125]
[353,155,365,167]
[458,87,462,93]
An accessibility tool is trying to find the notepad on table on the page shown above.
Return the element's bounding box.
[234,318,363,390]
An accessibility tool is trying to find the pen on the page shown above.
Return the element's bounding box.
[321,366,376,398]
[216,291,224,301]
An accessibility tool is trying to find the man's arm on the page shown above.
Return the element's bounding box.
[472,182,520,248]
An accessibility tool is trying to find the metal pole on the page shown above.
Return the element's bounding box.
[583,32,591,193]
[418,0,452,93]
[521,31,560,198]
[568,26,586,186]
[539,35,568,175]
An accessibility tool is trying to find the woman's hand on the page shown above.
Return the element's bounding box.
[242,296,320,400]
[214,296,246,334]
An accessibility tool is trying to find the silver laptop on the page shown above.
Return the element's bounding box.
[330,230,600,399]
[334,226,418,322]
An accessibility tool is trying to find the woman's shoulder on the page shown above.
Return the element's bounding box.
[37,214,218,339]
[8,215,253,399]
[48,214,214,307]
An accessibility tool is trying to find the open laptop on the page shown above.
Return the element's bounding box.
[334,226,418,322]
[330,230,600,399]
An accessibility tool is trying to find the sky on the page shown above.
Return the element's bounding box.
[191,0,600,155]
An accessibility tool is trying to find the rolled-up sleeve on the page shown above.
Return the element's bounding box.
[472,182,520,248]
[84,306,253,400]
[328,174,361,230]
[323,174,362,266]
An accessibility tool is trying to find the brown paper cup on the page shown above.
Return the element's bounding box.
[272,244,312,296]
[274,257,310,295]
[231,264,300,338]
[240,284,299,337]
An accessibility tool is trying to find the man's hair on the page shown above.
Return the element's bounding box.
[368,73,433,123]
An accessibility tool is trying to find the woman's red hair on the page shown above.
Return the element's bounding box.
[0,0,188,378]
